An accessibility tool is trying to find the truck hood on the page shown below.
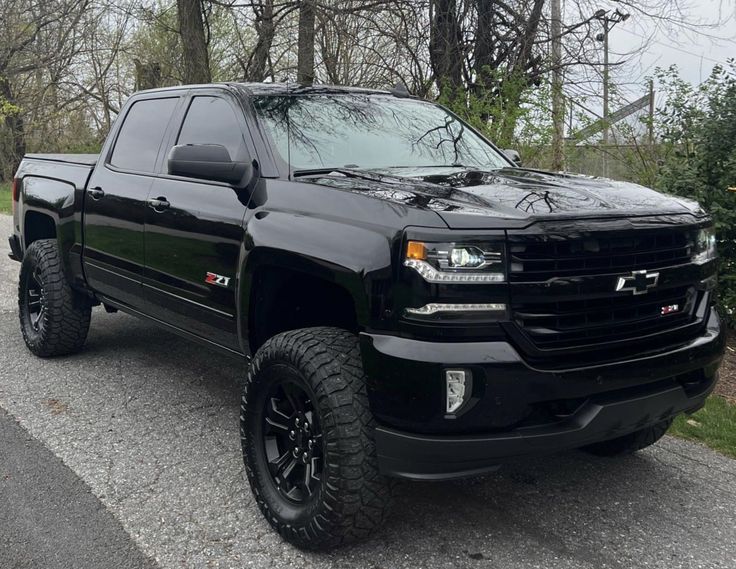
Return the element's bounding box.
[304,167,703,229]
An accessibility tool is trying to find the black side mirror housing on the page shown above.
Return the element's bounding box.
[503,149,522,167]
[168,144,251,186]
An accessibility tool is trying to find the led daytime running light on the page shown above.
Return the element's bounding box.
[404,259,505,284]
[405,303,507,315]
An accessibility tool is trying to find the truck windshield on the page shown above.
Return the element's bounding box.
[253,93,508,172]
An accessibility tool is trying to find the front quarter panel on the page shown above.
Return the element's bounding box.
[239,179,447,349]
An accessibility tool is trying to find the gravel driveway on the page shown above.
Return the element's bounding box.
[1,214,735,569]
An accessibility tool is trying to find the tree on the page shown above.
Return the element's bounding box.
[297,0,316,84]
[243,0,275,81]
[0,0,91,178]
[428,0,463,97]
[656,63,736,326]
[177,0,211,83]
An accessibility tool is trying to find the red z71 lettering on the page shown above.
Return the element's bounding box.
[205,272,231,287]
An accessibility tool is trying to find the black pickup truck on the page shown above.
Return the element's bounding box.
[8,83,724,549]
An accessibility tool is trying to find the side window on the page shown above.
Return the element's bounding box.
[177,96,244,160]
[110,98,178,173]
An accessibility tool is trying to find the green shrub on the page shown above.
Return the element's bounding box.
[656,63,736,327]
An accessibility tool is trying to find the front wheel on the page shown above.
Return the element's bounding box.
[581,418,673,456]
[241,327,393,550]
[18,239,92,357]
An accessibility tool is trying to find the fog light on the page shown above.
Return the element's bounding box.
[446,370,469,414]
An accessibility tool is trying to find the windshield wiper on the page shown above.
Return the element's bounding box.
[382,164,468,169]
[292,168,394,184]
[292,167,363,177]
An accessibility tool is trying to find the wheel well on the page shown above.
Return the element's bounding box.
[249,265,359,352]
[24,212,56,248]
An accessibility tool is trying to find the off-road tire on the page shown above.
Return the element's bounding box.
[18,239,92,357]
[241,327,393,550]
[582,418,673,456]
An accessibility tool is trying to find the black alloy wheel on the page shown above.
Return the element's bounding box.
[262,378,324,503]
[25,267,47,332]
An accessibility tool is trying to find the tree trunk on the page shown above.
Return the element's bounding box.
[134,58,163,91]
[511,0,545,77]
[0,76,26,179]
[245,0,275,81]
[297,0,316,85]
[472,0,498,122]
[177,0,211,84]
[550,0,566,171]
[429,0,464,98]
[472,0,495,90]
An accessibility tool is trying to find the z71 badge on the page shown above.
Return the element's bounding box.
[205,272,231,288]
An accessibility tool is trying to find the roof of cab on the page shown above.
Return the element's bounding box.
[132,82,394,98]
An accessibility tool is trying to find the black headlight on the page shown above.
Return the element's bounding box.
[404,240,506,284]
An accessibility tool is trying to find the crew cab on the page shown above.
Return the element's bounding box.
[8,83,724,549]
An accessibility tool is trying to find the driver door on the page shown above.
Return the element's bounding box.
[143,92,252,351]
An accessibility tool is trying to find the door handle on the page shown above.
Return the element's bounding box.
[88,187,105,200]
[147,197,170,211]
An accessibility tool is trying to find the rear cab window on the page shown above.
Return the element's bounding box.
[109,97,179,173]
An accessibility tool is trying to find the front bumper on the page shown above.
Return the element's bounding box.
[361,307,724,480]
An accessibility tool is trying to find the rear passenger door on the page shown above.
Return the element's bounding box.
[143,91,252,351]
[83,95,182,309]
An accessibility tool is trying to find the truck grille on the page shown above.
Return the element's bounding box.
[509,229,692,283]
[508,227,704,357]
[512,285,698,350]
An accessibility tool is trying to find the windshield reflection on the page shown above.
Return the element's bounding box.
[253,94,507,172]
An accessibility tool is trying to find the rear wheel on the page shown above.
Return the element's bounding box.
[241,327,393,550]
[581,418,673,456]
[18,239,92,357]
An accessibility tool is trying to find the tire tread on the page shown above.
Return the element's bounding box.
[18,239,91,357]
[241,327,394,550]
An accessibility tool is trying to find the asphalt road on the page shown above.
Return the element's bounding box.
[1,213,735,569]
[0,407,157,569]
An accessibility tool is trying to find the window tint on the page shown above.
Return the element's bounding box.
[110,98,178,172]
[177,96,244,159]
[253,94,507,171]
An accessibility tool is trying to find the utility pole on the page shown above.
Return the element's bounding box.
[602,18,609,150]
[595,9,629,177]
[551,0,565,171]
[648,79,655,145]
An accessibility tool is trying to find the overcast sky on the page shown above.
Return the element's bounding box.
[562,0,735,131]
[617,0,734,86]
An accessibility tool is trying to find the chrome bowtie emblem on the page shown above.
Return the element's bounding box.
[615,270,659,295]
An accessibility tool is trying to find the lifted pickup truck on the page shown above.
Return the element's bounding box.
[8,83,724,549]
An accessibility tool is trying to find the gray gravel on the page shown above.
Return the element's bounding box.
[1,213,735,568]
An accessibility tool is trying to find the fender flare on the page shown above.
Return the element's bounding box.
[236,210,395,353]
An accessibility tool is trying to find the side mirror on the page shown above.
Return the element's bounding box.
[503,149,522,167]
[168,144,251,186]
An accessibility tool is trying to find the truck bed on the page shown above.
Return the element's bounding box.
[24,154,99,166]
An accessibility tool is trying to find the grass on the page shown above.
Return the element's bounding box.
[670,395,736,459]
[0,182,11,215]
